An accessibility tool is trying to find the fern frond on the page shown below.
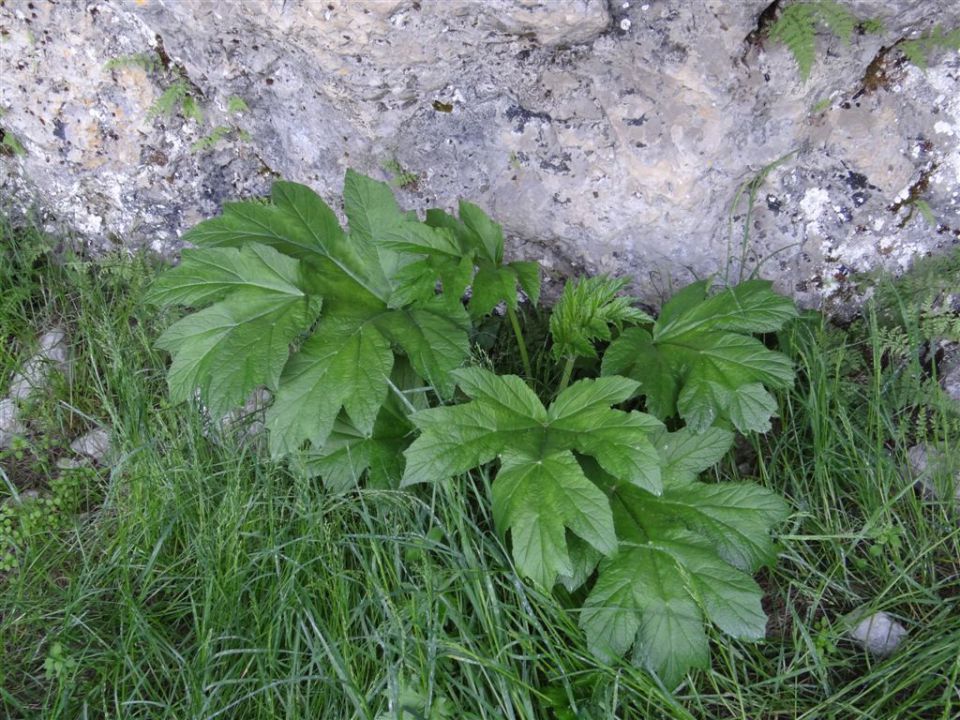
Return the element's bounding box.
[148,79,190,118]
[769,3,818,80]
[900,25,960,69]
[768,1,873,81]
[817,0,856,44]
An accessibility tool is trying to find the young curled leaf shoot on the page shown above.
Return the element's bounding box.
[549,275,652,392]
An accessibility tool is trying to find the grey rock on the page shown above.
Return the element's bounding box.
[2,1,960,311]
[487,0,611,46]
[940,345,960,404]
[848,611,908,657]
[56,456,89,471]
[905,443,960,506]
[7,328,71,401]
[70,426,112,464]
[0,398,25,450]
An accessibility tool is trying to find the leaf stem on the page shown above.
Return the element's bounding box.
[506,305,533,380]
[558,356,576,393]
[386,378,419,415]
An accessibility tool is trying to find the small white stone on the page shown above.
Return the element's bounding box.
[0,398,26,450]
[207,387,272,447]
[848,611,908,656]
[620,18,631,31]
[70,426,112,463]
[934,121,955,136]
[940,351,960,404]
[8,328,71,400]
[56,456,89,471]
[906,443,960,506]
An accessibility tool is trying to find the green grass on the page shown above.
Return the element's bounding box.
[1,218,958,718]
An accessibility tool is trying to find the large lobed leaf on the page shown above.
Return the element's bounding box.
[579,427,790,687]
[148,243,322,419]
[602,279,798,433]
[149,172,476,480]
[417,202,541,317]
[402,367,663,588]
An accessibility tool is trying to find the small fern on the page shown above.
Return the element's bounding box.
[900,25,960,69]
[104,52,163,74]
[768,1,878,80]
[0,128,26,157]
[148,78,191,119]
[190,125,232,153]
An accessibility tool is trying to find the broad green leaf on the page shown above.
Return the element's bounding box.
[458,200,504,264]
[726,383,779,433]
[376,300,472,398]
[389,253,474,309]
[470,264,521,316]
[152,172,474,461]
[423,204,540,319]
[454,366,548,421]
[186,181,384,305]
[403,367,663,586]
[400,401,504,485]
[152,244,321,418]
[603,280,797,432]
[558,535,602,592]
[550,276,652,360]
[493,450,616,587]
[654,426,734,485]
[600,328,677,418]
[581,458,788,687]
[582,540,709,687]
[298,398,412,491]
[146,244,309,307]
[266,316,393,456]
[510,260,542,305]
[645,480,789,570]
[548,377,662,493]
[656,280,799,340]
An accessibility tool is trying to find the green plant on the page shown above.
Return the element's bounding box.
[0,444,96,572]
[104,52,164,74]
[148,77,202,121]
[190,124,232,152]
[148,170,796,686]
[549,275,651,391]
[601,279,797,432]
[5,217,960,717]
[382,158,420,190]
[900,25,960,69]
[190,97,251,152]
[226,95,249,114]
[0,128,26,156]
[43,642,76,681]
[768,1,880,80]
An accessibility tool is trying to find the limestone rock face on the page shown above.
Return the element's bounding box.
[2,0,959,309]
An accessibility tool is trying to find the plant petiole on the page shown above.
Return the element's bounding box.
[506,305,533,380]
